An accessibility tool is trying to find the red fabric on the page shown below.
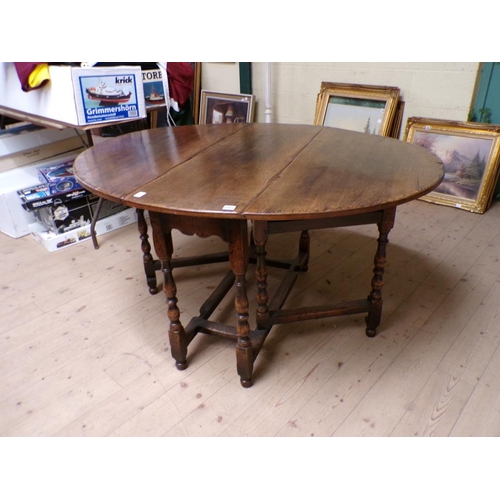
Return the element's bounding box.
[13,62,49,92]
[167,63,194,105]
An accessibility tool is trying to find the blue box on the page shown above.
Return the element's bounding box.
[37,160,84,195]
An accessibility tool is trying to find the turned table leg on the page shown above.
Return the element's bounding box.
[253,222,269,327]
[165,259,188,370]
[137,209,160,295]
[227,221,252,387]
[149,213,188,370]
[366,207,396,337]
[235,272,252,387]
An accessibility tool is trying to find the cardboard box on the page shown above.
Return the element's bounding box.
[29,207,138,252]
[0,150,83,238]
[0,63,146,127]
[72,66,146,125]
[37,160,84,194]
[32,194,128,234]
[18,184,89,211]
[0,125,85,174]
[0,124,81,157]
[0,135,85,173]
[0,165,39,238]
[142,68,166,108]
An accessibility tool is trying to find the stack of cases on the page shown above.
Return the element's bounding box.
[18,158,136,251]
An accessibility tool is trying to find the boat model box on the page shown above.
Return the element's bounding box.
[142,69,166,108]
[72,66,146,125]
[37,159,84,194]
[33,193,128,234]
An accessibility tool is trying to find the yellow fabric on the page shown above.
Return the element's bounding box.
[28,63,50,89]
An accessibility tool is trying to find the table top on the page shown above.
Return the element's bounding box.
[74,123,444,221]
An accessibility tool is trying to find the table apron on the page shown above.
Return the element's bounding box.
[259,210,385,236]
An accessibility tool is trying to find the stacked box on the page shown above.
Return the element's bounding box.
[17,158,88,213]
[17,183,89,211]
[0,151,83,238]
[0,124,85,174]
[29,207,138,252]
[33,194,127,234]
[37,160,84,194]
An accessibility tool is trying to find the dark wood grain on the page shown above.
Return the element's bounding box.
[74,124,443,219]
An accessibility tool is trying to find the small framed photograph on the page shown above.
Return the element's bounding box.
[404,117,500,214]
[199,90,254,124]
[314,82,400,137]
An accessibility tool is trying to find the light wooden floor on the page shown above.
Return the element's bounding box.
[2,198,500,437]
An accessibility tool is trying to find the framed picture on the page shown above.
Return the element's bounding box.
[199,90,254,125]
[314,82,400,137]
[404,117,500,214]
[389,100,405,139]
[191,63,202,124]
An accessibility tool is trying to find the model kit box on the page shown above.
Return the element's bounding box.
[37,160,84,194]
[72,66,146,125]
[18,183,89,211]
[33,194,128,234]
[142,68,166,108]
[29,207,138,252]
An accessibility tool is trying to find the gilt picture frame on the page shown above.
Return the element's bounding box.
[404,117,500,214]
[199,90,255,125]
[389,100,405,139]
[314,82,400,137]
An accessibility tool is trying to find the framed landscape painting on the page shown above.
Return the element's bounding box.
[404,117,500,213]
[314,82,400,137]
[199,90,254,124]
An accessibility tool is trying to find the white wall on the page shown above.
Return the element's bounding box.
[201,63,241,94]
[251,62,481,138]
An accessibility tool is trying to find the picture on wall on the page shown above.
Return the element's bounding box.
[199,90,254,125]
[314,82,400,137]
[404,117,500,214]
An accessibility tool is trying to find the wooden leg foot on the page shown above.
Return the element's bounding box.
[176,360,188,370]
[365,307,381,337]
[240,378,253,388]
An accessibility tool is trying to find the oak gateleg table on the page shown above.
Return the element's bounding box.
[74,123,443,387]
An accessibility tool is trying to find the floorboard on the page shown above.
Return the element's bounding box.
[2,200,500,436]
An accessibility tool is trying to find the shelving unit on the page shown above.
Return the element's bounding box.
[0,103,151,249]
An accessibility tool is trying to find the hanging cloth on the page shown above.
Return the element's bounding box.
[166,62,194,109]
[13,63,51,92]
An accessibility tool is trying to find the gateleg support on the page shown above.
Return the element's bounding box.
[366,207,396,337]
